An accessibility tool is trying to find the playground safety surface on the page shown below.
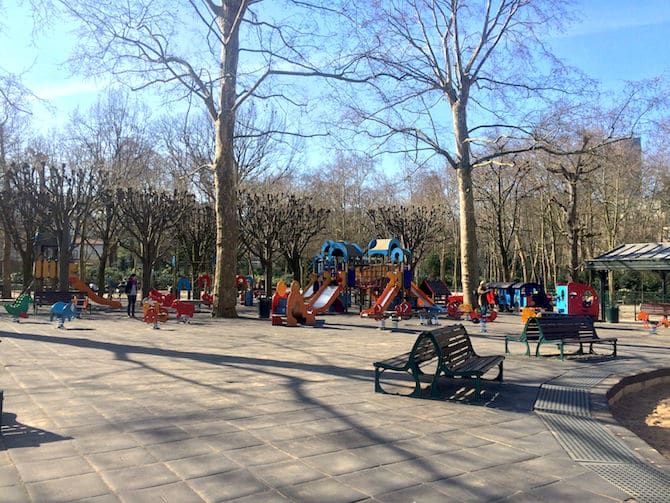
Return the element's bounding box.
[0,306,668,502]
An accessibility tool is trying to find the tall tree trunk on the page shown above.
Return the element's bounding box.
[567,179,579,282]
[264,256,273,298]
[0,127,10,297]
[58,224,71,290]
[141,259,152,297]
[457,165,478,304]
[453,95,479,306]
[212,1,242,318]
[439,245,446,282]
[79,220,87,282]
[3,233,11,296]
[96,248,109,298]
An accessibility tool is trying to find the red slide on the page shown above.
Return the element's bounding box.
[68,276,122,309]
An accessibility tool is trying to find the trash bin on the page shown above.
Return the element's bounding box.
[245,291,254,306]
[258,297,270,319]
[606,306,619,323]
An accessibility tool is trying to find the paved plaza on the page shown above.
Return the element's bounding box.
[0,304,668,502]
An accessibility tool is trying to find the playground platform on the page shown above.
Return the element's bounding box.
[0,306,668,502]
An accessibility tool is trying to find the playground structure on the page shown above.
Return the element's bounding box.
[419,279,451,306]
[488,282,515,311]
[360,271,401,318]
[3,293,33,321]
[147,289,195,323]
[143,295,169,329]
[264,237,453,326]
[175,277,192,299]
[197,274,213,306]
[271,280,316,327]
[68,277,122,309]
[311,240,364,314]
[554,282,599,319]
[636,302,670,333]
[49,300,80,329]
[356,238,446,318]
[236,275,255,306]
[486,281,552,313]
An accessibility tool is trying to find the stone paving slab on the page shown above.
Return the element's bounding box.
[0,306,668,502]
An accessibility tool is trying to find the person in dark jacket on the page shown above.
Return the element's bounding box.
[125,273,138,317]
[477,280,491,317]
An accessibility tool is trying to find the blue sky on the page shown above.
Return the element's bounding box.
[1,0,669,131]
[549,0,670,86]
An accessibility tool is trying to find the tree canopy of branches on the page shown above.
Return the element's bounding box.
[367,205,443,274]
[0,162,42,286]
[38,0,366,317]
[278,197,331,283]
[115,187,194,295]
[39,162,100,289]
[175,204,217,283]
[350,0,589,304]
[239,189,330,294]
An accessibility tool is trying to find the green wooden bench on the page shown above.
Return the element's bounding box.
[373,324,504,402]
[505,315,617,359]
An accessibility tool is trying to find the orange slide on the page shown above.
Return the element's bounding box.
[361,272,400,317]
[68,276,122,309]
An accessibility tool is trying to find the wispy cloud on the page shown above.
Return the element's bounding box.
[559,0,670,38]
[34,80,105,100]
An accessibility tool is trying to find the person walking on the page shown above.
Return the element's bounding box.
[125,273,138,318]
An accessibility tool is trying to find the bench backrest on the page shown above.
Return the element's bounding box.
[411,324,471,368]
[640,303,670,315]
[524,315,595,341]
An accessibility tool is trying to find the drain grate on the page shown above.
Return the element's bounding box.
[584,462,670,503]
[534,384,591,416]
[546,373,611,389]
[537,412,638,463]
[534,369,670,501]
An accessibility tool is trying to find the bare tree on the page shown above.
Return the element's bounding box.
[88,182,122,294]
[175,203,217,286]
[35,160,101,290]
[278,195,331,283]
[350,0,585,304]
[36,0,367,317]
[0,72,32,296]
[367,204,444,276]
[0,161,42,288]
[67,90,155,290]
[116,187,194,295]
[475,154,537,280]
[158,104,298,201]
[238,189,293,296]
[307,154,387,246]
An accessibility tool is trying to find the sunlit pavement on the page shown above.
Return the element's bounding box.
[0,305,668,502]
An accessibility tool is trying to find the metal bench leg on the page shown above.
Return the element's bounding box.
[473,377,481,403]
[374,368,384,393]
[494,361,504,382]
[410,369,424,398]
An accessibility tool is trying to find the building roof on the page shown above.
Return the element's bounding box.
[585,243,670,271]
